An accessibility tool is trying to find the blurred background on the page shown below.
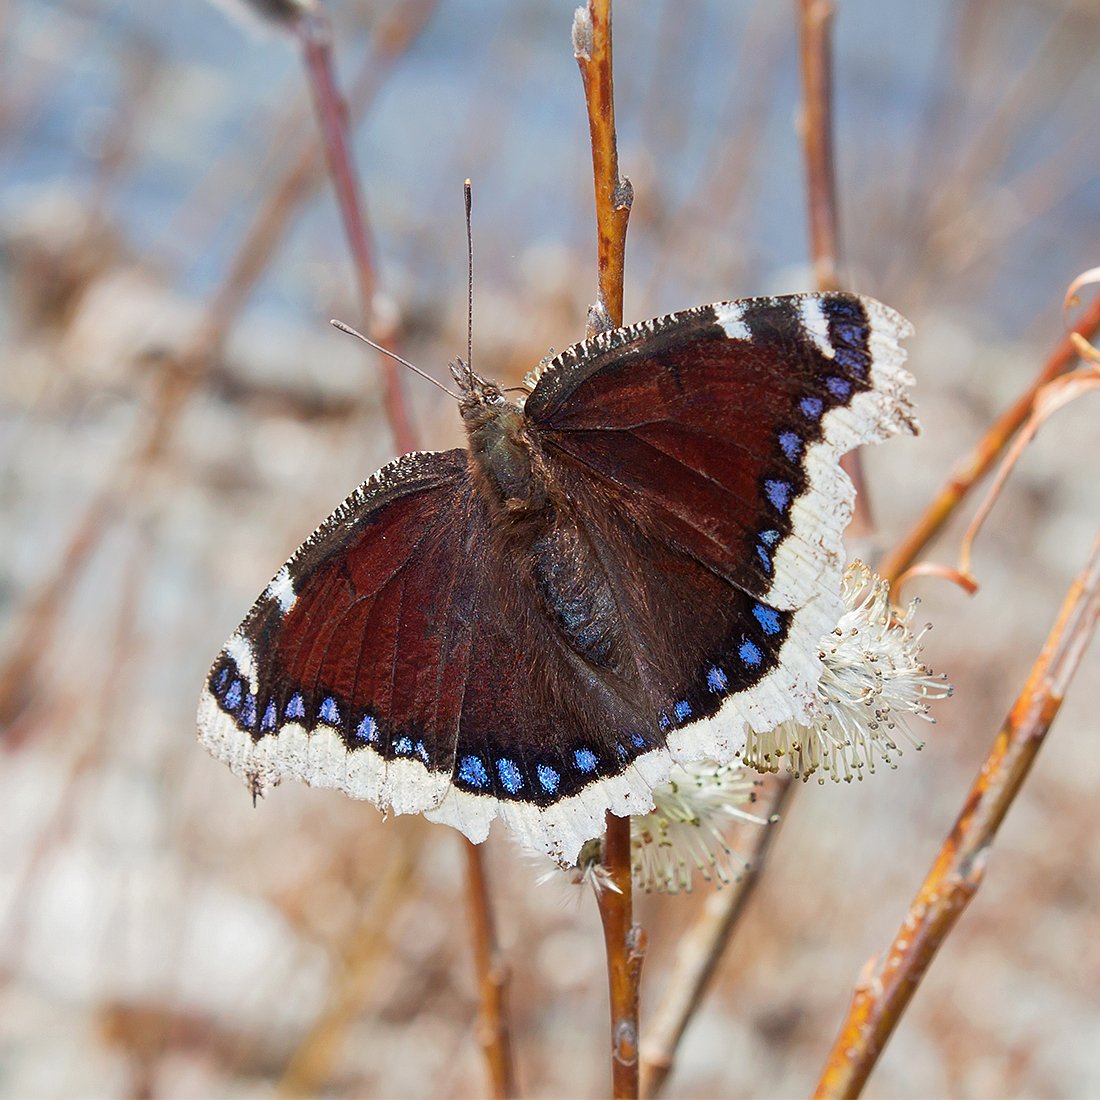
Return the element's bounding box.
[1,0,1099,1096]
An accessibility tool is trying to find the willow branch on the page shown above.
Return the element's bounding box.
[574,0,633,337]
[878,286,1100,586]
[575,4,640,1096]
[638,778,793,1098]
[597,812,645,1100]
[462,839,518,1099]
[814,532,1100,1099]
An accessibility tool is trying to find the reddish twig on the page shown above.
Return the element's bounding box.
[797,0,840,295]
[575,4,640,1096]
[638,778,793,1099]
[574,0,633,338]
[797,0,874,539]
[0,0,437,726]
[814,531,1100,1099]
[295,8,415,454]
[878,286,1100,586]
[597,813,645,1100]
[462,839,518,1099]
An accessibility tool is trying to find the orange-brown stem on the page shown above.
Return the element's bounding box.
[814,532,1100,1098]
[597,812,644,1100]
[879,288,1100,585]
[462,839,518,1099]
[574,0,632,336]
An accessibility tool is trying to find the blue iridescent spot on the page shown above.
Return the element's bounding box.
[285,693,305,720]
[827,375,852,399]
[658,714,671,731]
[630,732,647,748]
[356,714,378,743]
[707,666,728,693]
[765,479,791,511]
[497,758,523,793]
[214,666,229,692]
[674,699,693,721]
[739,639,763,666]
[834,345,865,375]
[394,735,413,756]
[760,528,781,545]
[318,696,341,725]
[459,755,489,788]
[224,679,242,710]
[415,740,430,765]
[575,747,598,773]
[240,694,257,728]
[801,396,824,419]
[537,764,560,793]
[757,544,772,572]
[262,699,277,731]
[753,603,782,635]
[615,741,628,760]
[778,430,802,460]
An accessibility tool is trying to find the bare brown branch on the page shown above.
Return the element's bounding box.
[814,532,1100,1099]
[574,0,632,336]
[597,812,645,1100]
[462,839,518,1099]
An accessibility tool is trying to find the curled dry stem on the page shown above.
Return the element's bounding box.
[813,532,1100,1099]
[878,286,1100,587]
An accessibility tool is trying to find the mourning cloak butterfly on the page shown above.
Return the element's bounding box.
[197,293,916,863]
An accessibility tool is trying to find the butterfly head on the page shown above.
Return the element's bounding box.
[450,358,510,417]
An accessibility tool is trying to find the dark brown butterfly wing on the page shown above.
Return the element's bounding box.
[523,293,915,758]
[198,293,915,862]
[198,450,668,860]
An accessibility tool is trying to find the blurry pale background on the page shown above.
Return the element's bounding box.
[1,1,1099,1096]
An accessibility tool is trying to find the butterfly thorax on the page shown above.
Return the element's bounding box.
[457,365,545,514]
[454,364,632,677]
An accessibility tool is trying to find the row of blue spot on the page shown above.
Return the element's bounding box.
[455,737,643,797]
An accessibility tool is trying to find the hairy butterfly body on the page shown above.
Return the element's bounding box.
[198,292,915,863]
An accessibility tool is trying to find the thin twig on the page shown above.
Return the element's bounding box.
[814,532,1100,1099]
[0,0,438,725]
[296,8,415,454]
[574,0,633,338]
[878,288,1100,587]
[798,0,840,295]
[575,4,640,1096]
[462,839,518,1099]
[797,0,873,540]
[638,778,793,1099]
[597,813,645,1100]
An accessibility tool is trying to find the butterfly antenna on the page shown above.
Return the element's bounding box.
[464,178,474,384]
[330,319,460,400]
